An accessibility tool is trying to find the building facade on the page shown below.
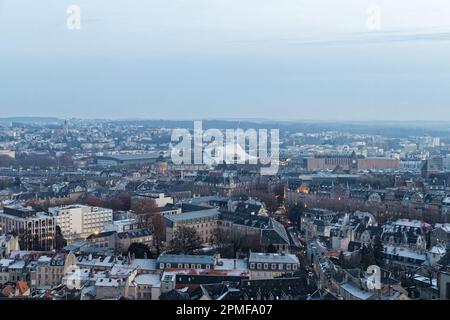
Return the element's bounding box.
[248,252,300,280]
[0,205,55,250]
[48,205,113,240]
[164,208,220,243]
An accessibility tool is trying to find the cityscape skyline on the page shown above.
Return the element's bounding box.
[1,118,450,302]
[6,116,450,128]
[1,0,450,305]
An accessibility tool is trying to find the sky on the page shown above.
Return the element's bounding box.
[0,0,450,121]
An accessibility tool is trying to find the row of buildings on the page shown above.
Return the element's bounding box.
[0,249,301,300]
[300,208,450,300]
[0,204,113,250]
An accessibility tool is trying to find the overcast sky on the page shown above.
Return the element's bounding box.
[1,0,450,121]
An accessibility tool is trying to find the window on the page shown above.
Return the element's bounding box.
[191,264,195,269]
[196,264,201,269]
[257,263,262,269]
[278,264,284,270]
[264,263,268,270]
[293,264,298,270]
[286,264,291,270]
[250,263,255,269]
[184,264,189,268]
[178,264,182,269]
[271,264,276,270]
[159,263,164,269]
[206,265,210,270]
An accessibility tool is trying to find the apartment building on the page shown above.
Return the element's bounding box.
[34,255,69,289]
[48,205,113,241]
[248,252,300,280]
[164,208,220,243]
[0,205,55,250]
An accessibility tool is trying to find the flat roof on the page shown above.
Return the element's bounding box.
[97,153,159,161]
[215,259,248,271]
[163,268,249,277]
[164,208,220,222]
[95,278,123,287]
[0,259,14,267]
[129,259,157,271]
[384,245,427,261]
[249,252,299,264]
[340,282,374,300]
[157,254,215,265]
[134,274,161,286]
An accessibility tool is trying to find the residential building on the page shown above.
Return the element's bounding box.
[248,252,300,280]
[116,229,153,254]
[0,258,14,285]
[86,231,117,251]
[431,223,450,249]
[34,254,74,289]
[218,212,291,252]
[125,273,161,300]
[164,208,220,243]
[0,234,20,258]
[48,205,113,240]
[161,268,249,291]
[156,254,216,271]
[0,205,55,250]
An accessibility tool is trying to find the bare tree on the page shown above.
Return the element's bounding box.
[169,226,202,254]
[211,228,261,257]
[131,198,160,228]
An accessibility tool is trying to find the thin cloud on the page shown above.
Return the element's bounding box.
[224,27,450,47]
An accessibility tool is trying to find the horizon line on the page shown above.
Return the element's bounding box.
[2,116,450,125]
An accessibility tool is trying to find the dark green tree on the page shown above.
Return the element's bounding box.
[288,203,305,229]
[55,225,67,250]
[373,235,385,268]
[127,242,152,259]
[360,244,376,269]
[339,251,347,269]
[266,243,277,253]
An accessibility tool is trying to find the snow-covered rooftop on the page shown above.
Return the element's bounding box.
[429,246,446,255]
[385,245,427,261]
[0,258,14,268]
[110,265,136,278]
[9,260,25,269]
[37,256,52,264]
[133,274,161,287]
[214,259,248,271]
[129,259,157,272]
[340,282,374,300]
[392,219,428,229]
[413,274,438,289]
[95,278,124,287]
[435,223,450,233]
